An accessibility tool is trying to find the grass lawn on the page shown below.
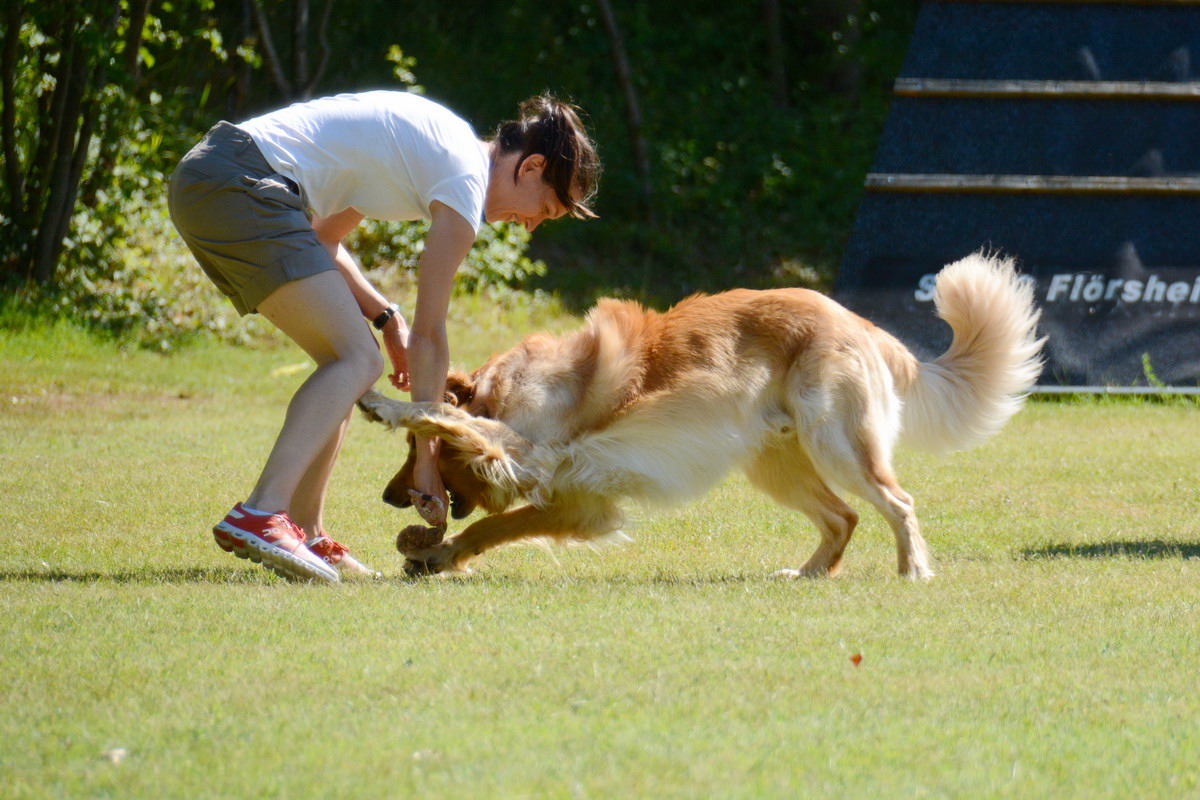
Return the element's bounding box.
[1,313,1198,798]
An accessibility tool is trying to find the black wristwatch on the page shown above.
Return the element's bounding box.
[372,303,400,330]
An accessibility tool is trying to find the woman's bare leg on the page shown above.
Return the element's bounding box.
[288,410,351,539]
[245,270,383,515]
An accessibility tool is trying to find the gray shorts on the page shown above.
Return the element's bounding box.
[167,121,335,315]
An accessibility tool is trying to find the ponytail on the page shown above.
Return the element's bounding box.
[494,94,601,219]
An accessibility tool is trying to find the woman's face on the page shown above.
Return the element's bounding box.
[484,153,569,232]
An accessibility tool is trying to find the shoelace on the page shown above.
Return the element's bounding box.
[259,515,298,541]
[311,534,348,557]
[273,515,309,543]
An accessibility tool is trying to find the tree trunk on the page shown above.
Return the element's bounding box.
[813,0,863,102]
[252,0,294,99]
[595,0,653,221]
[293,0,309,96]
[33,18,89,282]
[123,0,151,80]
[32,2,121,284]
[1,2,26,230]
[26,16,73,243]
[231,0,255,118]
[763,0,789,110]
[250,0,335,104]
[305,0,335,98]
[84,0,150,207]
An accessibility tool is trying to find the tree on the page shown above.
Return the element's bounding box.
[595,0,653,223]
[0,0,255,287]
[249,0,335,102]
[2,1,132,283]
[0,1,149,284]
[763,0,789,110]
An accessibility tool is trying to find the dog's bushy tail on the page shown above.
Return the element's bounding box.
[897,252,1045,452]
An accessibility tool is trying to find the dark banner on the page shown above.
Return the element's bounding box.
[837,254,1200,388]
[837,2,1200,388]
[835,186,1200,389]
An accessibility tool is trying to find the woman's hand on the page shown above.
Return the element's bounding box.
[410,436,448,527]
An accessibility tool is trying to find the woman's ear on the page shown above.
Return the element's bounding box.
[518,153,547,177]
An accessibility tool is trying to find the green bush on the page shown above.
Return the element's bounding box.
[2,1,923,340]
[0,22,554,351]
[29,193,273,352]
[348,218,546,295]
[3,192,553,352]
[389,0,920,305]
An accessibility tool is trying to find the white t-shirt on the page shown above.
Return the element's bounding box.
[238,91,489,231]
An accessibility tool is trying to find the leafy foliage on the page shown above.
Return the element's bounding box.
[0,4,552,348]
[347,219,545,295]
[326,0,920,305]
[1,0,922,343]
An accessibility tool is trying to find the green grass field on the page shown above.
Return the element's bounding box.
[2,314,1198,798]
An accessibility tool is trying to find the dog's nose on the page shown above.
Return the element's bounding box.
[382,486,411,508]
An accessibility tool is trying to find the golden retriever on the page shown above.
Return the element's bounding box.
[358,252,1043,579]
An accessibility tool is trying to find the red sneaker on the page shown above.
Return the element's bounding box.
[307,534,381,580]
[213,503,339,583]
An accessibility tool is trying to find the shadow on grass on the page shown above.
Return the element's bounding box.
[1020,540,1200,561]
[449,570,780,587]
[1,563,887,586]
[0,566,272,584]
[0,567,771,587]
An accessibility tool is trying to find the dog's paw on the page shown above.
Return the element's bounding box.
[402,549,473,578]
[402,557,473,578]
[356,390,391,425]
[902,564,935,582]
[397,526,468,577]
[771,566,833,579]
[771,567,821,580]
[396,524,446,559]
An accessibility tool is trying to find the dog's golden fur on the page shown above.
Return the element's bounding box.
[359,252,1044,579]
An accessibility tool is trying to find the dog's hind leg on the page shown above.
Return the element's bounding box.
[859,464,930,580]
[744,442,859,578]
[802,419,933,581]
[787,364,934,580]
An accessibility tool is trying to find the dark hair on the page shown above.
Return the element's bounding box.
[493,94,601,220]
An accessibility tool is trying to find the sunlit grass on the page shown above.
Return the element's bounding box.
[1,314,1198,798]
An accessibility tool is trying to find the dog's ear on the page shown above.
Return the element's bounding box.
[357,390,543,495]
[435,413,541,497]
[406,406,530,463]
[443,370,476,408]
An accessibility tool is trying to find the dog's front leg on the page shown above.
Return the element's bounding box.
[403,501,620,575]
